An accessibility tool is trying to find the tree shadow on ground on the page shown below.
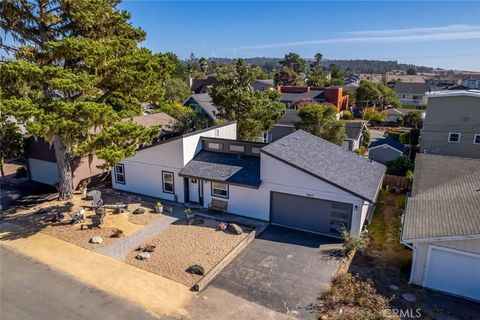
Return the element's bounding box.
[0,202,76,241]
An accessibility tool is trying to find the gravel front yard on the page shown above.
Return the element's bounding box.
[126,218,251,287]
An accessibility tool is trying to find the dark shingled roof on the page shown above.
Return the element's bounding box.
[393,82,430,95]
[402,154,480,241]
[278,109,301,126]
[179,151,261,188]
[369,138,406,152]
[280,91,325,103]
[344,121,366,140]
[190,93,218,120]
[261,130,385,202]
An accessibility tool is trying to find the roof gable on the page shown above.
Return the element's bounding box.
[261,130,385,202]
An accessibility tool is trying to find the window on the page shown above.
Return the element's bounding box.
[229,145,245,152]
[448,132,461,143]
[114,164,125,184]
[251,147,261,154]
[162,171,174,194]
[211,182,228,198]
[474,134,480,145]
[208,142,221,150]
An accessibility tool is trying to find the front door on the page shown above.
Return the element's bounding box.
[188,178,200,203]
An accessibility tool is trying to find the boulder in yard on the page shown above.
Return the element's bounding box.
[226,223,243,235]
[137,244,156,252]
[187,218,204,225]
[136,252,150,260]
[110,228,125,238]
[89,236,103,244]
[85,190,101,201]
[132,207,145,215]
[402,293,417,302]
[217,222,228,231]
[186,264,205,276]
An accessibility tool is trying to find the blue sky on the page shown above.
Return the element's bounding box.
[119,1,480,71]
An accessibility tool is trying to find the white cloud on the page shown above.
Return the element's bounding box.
[233,24,480,50]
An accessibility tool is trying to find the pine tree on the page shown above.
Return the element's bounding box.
[0,0,170,199]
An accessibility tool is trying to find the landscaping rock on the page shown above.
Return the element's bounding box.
[187,218,204,225]
[186,264,205,276]
[226,223,243,235]
[402,293,417,302]
[389,284,400,291]
[132,207,145,215]
[110,228,125,238]
[137,244,156,252]
[136,252,150,260]
[114,207,129,214]
[85,190,101,201]
[89,236,103,244]
[217,222,228,231]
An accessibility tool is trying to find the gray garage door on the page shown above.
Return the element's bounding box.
[270,192,352,237]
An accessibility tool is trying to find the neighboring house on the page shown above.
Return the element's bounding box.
[426,77,459,90]
[368,138,405,164]
[342,121,367,151]
[462,75,480,89]
[381,108,426,123]
[392,82,431,106]
[264,109,300,143]
[278,86,349,112]
[183,93,218,123]
[401,154,480,301]
[26,112,177,189]
[251,79,274,91]
[112,124,385,238]
[189,75,216,94]
[420,90,480,159]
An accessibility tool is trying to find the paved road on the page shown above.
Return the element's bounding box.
[211,225,343,319]
[0,246,159,320]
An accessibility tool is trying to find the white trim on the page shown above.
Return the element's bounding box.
[423,244,480,287]
[448,132,461,143]
[409,244,417,284]
[473,134,480,145]
[426,90,480,98]
[403,234,480,243]
[368,143,404,154]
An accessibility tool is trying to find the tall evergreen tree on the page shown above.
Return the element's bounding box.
[307,53,328,87]
[210,59,285,141]
[0,0,170,199]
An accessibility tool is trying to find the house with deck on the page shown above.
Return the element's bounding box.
[112,122,385,238]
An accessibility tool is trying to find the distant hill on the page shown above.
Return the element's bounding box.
[207,57,439,74]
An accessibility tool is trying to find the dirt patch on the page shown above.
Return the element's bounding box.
[1,193,156,250]
[126,219,250,287]
[127,205,163,225]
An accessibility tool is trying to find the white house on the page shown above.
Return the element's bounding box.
[113,122,385,238]
[402,154,480,301]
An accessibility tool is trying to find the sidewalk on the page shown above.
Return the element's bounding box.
[0,222,193,318]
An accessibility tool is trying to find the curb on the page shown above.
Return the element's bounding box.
[191,226,257,292]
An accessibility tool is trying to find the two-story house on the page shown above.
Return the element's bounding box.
[392,82,430,107]
[420,90,480,159]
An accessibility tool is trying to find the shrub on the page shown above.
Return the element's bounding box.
[386,156,413,176]
[353,146,366,156]
[15,166,28,178]
[341,229,369,255]
[319,273,398,320]
[361,129,370,148]
[342,110,353,120]
[362,108,385,122]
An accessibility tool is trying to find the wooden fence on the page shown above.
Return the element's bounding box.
[383,174,409,190]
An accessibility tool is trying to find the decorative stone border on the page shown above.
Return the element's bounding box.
[190,216,259,292]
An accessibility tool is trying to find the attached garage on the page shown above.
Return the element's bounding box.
[424,246,480,301]
[270,191,352,237]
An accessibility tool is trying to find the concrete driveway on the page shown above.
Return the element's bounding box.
[209,225,343,319]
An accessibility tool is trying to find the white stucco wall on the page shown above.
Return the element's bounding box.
[28,158,59,185]
[112,123,237,203]
[410,238,480,285]
[202,152,367,233]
